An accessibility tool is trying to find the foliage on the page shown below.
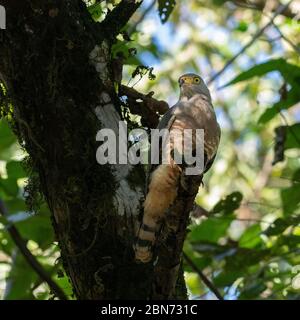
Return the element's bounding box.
[158,0,176,23]
[224,59,300,124]
[1,0,300,300]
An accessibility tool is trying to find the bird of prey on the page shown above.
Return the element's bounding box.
[134,73,221,263]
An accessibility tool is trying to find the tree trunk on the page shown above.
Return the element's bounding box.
[0,0,199,299]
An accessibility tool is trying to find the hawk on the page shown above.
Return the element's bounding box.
[135,73,221,263]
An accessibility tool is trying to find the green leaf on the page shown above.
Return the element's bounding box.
[0,177,19,197]
[225,249,269,271]
[53,272,74,298]
[87,2,103,21]
[214,270,244,287]
[223,59,300,88]
[285,123,300,150]
[264,215,300,237]
[158,0,176,23]
[212,0,228,5]
[0,232,15,256]
[4,198,27,215]
[281,184,300,216]
[111,41,141,66]
[15,212,54,248]
[258,88,300,124]
[264,218,291,236]
[4,251,37,300]
[212,191,243,215]
[239,224,263,249]
[185,272,202,295]
[235,21,248,32]
[0,119,17,160]
[188,217,232,243]
[183,249,212,272]
[277,234,300,248]
[239,282,267,299]
[6,161,27,180]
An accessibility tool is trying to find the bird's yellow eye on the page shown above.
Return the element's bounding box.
[194,77,200,84]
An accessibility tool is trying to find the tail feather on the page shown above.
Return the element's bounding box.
[134,164,181,263]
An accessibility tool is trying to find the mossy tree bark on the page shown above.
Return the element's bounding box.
[0,0,199,299]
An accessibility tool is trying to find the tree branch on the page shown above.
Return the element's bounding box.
[120,84,169,127]
[232,0,299,20]
[151,174,204,299]
[0,199,67,300]
[101,0,142,39]
[183,252,224,300]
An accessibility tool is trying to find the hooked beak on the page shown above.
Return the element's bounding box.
[179,77,193,87]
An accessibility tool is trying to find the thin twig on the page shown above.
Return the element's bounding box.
[183,252,224,300]
[213,215,274,225]
[209,0,294,85]
[232,0,298,20]
[272,22,300,55]
[0,199,67,300]
[244,201,281,209]
[191,205,275,225]
[275,175,300,183]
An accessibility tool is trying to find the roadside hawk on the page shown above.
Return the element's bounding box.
[135,73,221,263]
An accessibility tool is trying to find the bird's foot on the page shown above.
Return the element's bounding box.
[134,245,153,263]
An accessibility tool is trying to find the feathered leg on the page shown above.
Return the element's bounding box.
[135,164,181,262]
